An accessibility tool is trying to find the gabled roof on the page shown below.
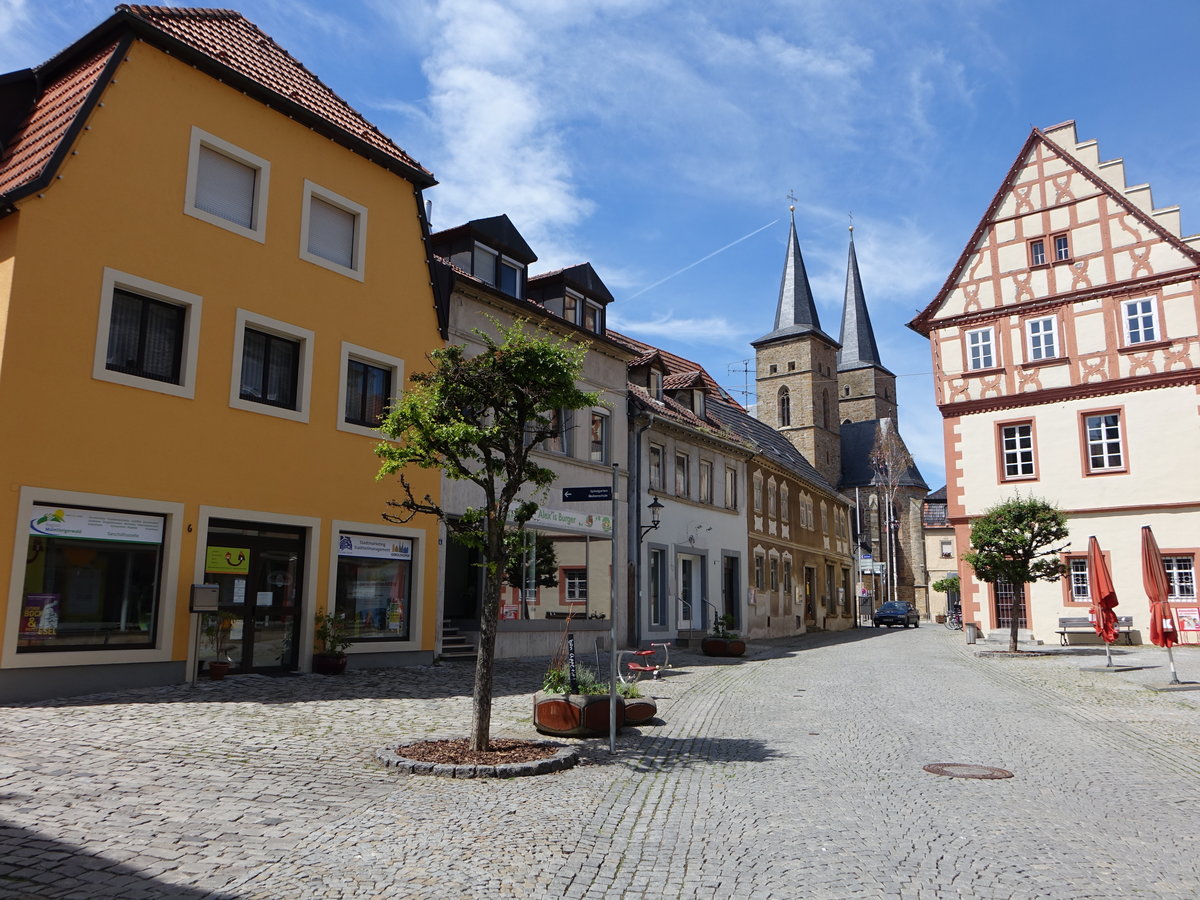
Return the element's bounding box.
[839,419,928,492]
[908,121,1200,335]
[707,397,838,496]
[627,384,749,449]
[530,261,615,305]
[837,229,890,374]
[607,330,735,404]
[0,4,433,206]
[752,209,837,348]
[432,214,537,264]
[664,370,705,391]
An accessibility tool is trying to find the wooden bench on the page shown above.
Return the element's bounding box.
[1055,615,1134,646]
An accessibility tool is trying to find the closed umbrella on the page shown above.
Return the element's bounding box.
[1087,536,1119,667]
[1141,525,1182,685]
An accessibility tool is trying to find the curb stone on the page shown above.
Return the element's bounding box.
[375,741,578,778]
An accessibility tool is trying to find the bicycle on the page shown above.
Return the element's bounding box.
[944,610,963,630]
[617,641,672,684]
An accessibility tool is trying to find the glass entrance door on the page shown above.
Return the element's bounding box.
[202,520,305,675]
[677,553,701,630]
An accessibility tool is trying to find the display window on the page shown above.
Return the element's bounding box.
[20,505,165,652]
[335,533,412,641]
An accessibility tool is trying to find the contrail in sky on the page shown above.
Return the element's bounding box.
[627,218,780,300]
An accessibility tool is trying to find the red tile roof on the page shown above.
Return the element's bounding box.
[608,329,737,405]
[121,5,431,181]
[0,43,118,197]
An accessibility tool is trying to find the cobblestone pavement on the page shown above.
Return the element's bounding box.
[2,628,1198,899]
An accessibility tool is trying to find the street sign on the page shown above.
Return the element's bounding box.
[562,486,612,502]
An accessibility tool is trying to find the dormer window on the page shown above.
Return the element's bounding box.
[498,258,521,296]
[693,390,705,418]
[583,300,603,334]
[650,370,664,401]
[473,244,497,284]
[564,291,580,324]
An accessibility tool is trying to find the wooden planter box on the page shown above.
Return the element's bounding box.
[701,637,746,657]
[622,696,657,726]
[533,691,624,737]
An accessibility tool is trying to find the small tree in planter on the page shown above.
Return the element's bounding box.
[203,611,236,679]
[313,611,352,675]
[701,614,746,657]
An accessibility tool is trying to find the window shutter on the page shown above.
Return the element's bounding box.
[195,146,256,228]
[308,197,355,268]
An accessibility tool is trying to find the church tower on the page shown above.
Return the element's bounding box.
[837,227,897,424]
[752,208,841,488]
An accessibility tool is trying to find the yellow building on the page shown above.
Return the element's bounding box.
[0,7,442,700]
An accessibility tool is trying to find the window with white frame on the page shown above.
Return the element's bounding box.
[338,342,403,436]
[1123,298,1158,344]
[1000,422,1035,479]
[93,269,202,399]
[725,466,738,510]
[699,459,713,503]
[563,292,579,325]
[754,553,764,590]
[753,472,763,513]
[230,311,313,422]
[1083,412,1124,472]
[583,301,603,334]
[300,181,367,279]
[498,257,522,297]
[1026,317,1058,361]
[967,327,995,370]
[185,128,269,241]
[541,408,573,455]
[649,370,664,401]
[649,444,664,490]
[1054,233,1071,262]
[589,411,609,463]
[564,568,588,603]
[1070,557,1090,601]
[940,539,954,559]
[1164,556,1195,600]
[675,453,690,498]
[1029,238,1046,267]
[472,244,497,284]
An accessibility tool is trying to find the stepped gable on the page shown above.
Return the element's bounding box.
[1,5,432,208]
[909,120,1200,334]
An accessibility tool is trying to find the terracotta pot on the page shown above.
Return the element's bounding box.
[207,661,231,680]
[622,696,658,726]
[533,691,624,737]
[701,637,746,657]
[312,652,348,675]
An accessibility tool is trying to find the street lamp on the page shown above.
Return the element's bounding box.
[639,497,664,541]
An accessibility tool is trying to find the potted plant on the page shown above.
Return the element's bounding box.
[701,614,746,657]
[313,611,352,675]
[533,664,626,737]
[203,610,236,680]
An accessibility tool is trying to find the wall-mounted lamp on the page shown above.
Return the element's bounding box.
[639,497,664,541]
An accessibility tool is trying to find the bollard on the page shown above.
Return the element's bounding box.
[965,622,978,644]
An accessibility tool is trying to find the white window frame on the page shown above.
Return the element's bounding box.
[1122,297,1158,345]
[1164,556,1195,600]
[3,486,184,668]
[184,128,269,242]
[649,444,664,490]
[564,290,583,326]
[1026,316,1058,361]
[337,342,404,438]
[229,309,314,423]
[299,180,367,281]
[589,409,609,463]
[583,300,603,334]
[1083,412,1124,473]
[699,459,713,504]
[1070,557,1090,601]
[675,452,690,498]
[1000,422,1036,479]
[93,268,203,399]
[966,327,995,370]
[725,466,738,510]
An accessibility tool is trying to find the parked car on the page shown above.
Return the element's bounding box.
[873,601,920,628]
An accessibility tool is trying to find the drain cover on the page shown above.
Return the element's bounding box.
[923,763,1013,779]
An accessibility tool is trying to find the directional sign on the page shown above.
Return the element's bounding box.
[562,486,612,502]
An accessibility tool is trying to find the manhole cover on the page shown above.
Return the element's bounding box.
[923,763,1013,779]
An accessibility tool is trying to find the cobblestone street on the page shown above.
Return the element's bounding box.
[2,627,1198,899]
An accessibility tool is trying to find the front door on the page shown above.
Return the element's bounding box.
[677,553,702,630]
[203,520,305,675]
[722,555,740,630]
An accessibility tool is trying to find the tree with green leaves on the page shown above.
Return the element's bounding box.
[375,319,598,751]
[962,495,1067,651]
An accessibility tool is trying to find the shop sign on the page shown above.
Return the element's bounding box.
[30,506,163,544]
[206,546,251,574]
[338,533,412,560]
[528,506,613,536]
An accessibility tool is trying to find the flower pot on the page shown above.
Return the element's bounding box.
[533,691,624,737]
[207,661,231,680]
[622,696,657,726]
[701,637,746,657]
[312,652,348,676]
[935,614,946,624]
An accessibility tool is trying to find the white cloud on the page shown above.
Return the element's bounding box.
[607,310,755,349]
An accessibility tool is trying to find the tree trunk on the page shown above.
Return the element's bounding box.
[469,528,505,752]
[1008,584,1023,652]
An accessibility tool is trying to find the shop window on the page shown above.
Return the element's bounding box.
[334,533,412,641]
[20,505,165,653]
[185,127,269,241]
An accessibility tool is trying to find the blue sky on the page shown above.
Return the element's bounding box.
[5,0,1200,490]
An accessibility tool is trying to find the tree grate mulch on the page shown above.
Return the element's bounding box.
[376,738,579,779]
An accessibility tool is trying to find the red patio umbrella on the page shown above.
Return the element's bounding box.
[1087,536,1119,667]
[1141,525,1182,684]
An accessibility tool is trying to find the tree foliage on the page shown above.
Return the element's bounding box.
[375,318,598,750]
[502,530,559,592]
[931,573,960,595]
[962,495,1068,650]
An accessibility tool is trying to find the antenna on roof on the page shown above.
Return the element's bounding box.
[725,358,754,403]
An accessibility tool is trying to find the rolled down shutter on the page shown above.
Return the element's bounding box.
[195,146,256,228]
[307,197,355,268]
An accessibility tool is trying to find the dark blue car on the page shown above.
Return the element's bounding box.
[873,601,920,628]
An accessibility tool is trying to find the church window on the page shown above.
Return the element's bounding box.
[778,387,791,427]
[769,364,778,374]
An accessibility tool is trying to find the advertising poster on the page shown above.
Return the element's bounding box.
[206,547,250,574]
[1176,608,1200,632]
[20,594,59,640]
